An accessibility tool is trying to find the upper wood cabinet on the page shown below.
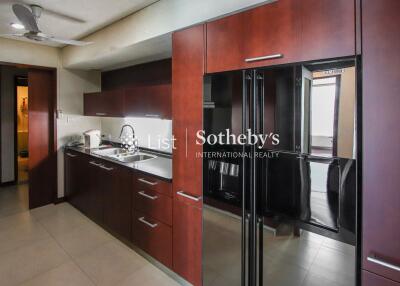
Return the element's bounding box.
[206,0,355,73]
[84,84,171,119]
[84,90,124,117]
[300,0,355,62]
[362,0,400,283]
[124,84,171,119]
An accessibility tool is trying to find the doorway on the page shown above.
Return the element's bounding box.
[15,76,29,184]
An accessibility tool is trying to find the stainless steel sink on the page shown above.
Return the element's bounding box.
[93,147,156,163]
[116,154,156,163]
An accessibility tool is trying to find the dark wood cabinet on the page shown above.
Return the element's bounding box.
[206,0,355,73]
[102,162,132,241]
[84,90,124,117]
[172,25,204,286]
[132,210,172,268]
[125,84,171,119]
[362,0,400,283]
[242,0,301,69]
[363,271,400,286]
[85,159,104,224]
[206,13,245,73]
[64,150,85,210]
[173,199,202,286]
[300,0,355,61]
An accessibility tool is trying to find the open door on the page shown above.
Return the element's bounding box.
[28,68,57,209]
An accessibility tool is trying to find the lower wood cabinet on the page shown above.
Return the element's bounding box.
[363,271,400,286]
[132,210,173,268]
[173,199,202,286]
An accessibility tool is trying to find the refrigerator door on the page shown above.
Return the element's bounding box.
[257,62,357,286]
[203,71,250,286]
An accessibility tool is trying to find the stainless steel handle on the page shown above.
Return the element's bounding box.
[100,165,114,171]
[138,191,158,200]
[177,191,202,202]
[89,161,102,167]
[138,217,158,228]
[96,112,107,116]
[66,153,77,158]
[245,53,283,63]
[367,255,400,272]
[138,178,158,186]
[145,114,160,118]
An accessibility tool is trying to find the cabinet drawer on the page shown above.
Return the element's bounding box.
[133,189,172,226]
[132,211,172,268]
[363,270,400,286]
[134,174,172,197]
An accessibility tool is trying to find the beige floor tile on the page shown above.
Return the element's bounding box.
[0,220,49,255]
[0,211,36,232]
[54,222,113,258]
[75,241,148,286]
[30,203,79,221]
[118,264,180,286]
[0,237,70,286]
[19,261,95,286]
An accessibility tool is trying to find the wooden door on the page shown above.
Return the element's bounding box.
[103,163,132,240]
[300,0,355,61]
[206,12,245,73]
[363,271,400,286]
[28,69,56,209]
[362,0,400,283]
[242,0,301,69]
[173,199,202,286]
[172,25,204,285]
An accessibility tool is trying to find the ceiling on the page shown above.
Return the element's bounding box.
[0,0,159,47]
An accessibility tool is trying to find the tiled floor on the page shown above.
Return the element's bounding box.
[0,185,180,286]
[204,207,356,286]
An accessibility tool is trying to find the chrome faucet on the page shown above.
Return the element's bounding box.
[119,124,138,152]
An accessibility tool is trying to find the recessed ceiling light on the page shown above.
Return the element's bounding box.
[10,23,25,30]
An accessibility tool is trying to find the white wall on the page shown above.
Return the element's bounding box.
[100,117,173,154]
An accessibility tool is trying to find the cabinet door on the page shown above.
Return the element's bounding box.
[173,199,202,286]
[362,0,400,282]
[84,90,124,117]
[242,0,301,68]
[363,271,400,286]
[206,12,245,73]
[103,163,132,240]
[300,0,355,61]
[85,159,104,224]
[65,151,83,210]
[172,25,203,208]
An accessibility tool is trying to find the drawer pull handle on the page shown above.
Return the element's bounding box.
[367,255,400,272]
[145,114,160,118]
[100,165,114,171]
[95,112,107,116]
[138,191,158,200]
[89,161,102,167]
[66,153,77,158]
[245,53,283,63]
[138,217,158,228]
[138,178,158,186]
[177,191,202,202]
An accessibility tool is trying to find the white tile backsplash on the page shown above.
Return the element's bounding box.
[100,117,173,154]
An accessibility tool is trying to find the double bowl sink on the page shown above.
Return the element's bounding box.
[92,148,156,163]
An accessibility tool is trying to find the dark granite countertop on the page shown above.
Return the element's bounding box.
[65,146,172,181]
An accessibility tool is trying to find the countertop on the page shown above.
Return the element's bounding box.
[65,146,172,181]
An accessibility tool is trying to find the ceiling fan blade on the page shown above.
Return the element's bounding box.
[38,33,92,46]
[12,4,39,32]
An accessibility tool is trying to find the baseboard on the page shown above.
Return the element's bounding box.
[54,196,66,204]
[0,181,17,187]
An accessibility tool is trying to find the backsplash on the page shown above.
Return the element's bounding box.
[100,117,173,153]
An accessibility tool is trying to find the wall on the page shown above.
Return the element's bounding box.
[57,69,101,197]
[0,66,28,183]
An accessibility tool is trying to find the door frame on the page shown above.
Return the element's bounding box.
[0,61,57,205]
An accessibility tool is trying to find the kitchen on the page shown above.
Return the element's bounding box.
[0,1,399,286]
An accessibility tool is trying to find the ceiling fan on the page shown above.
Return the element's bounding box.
[2,3,92,46]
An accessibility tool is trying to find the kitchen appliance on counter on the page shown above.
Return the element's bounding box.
[203,58,359,286]
[83,129,101,149]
